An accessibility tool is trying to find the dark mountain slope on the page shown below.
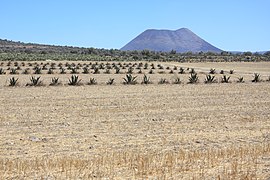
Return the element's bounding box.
[121,28,222,53]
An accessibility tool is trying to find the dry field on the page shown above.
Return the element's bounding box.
[0,61,270,179]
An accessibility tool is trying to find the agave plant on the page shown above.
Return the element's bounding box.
[229,70,234,74]
[34,67,42,74]
[60,67,66,74]
[70,67,78,74]
[49,77,60,86]
[144,63,149,69]
[47,68,54,74]
[221,75,231,83]
[106,78,114,85]
[179,67,185,74]
[137,69,143,74]
[158,78,169,84]
[173,77,181,84]
[141,75,151,84]
[266,76,270,82]
[148,69,154,74]
[104,69,110,74]
[9,77,19,86]
[252,73,260,82]
[127,67,134,74]
[188,73,199,84]
[68,75,81,86]
[157,64,163,69]
[189,68,195,74]
[42,65,48,70]
[82,67,89,74]
[26,76,42,86]
[123,74,137,85]
[10,68,17,74]
[115,67,120,74]
[169,70,174,74]
[88,78,97,85]
[209,68,216,74]
[22,68,30,74]
[220,70,224,74]
[204,75,216,83]
[93,67,100,74]
[237,76,245,83]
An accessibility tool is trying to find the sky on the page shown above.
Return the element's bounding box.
[0,0,269,52]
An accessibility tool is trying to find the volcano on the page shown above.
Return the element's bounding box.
[121,28,222,53]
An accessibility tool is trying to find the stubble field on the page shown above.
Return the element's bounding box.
[0,61,270,179]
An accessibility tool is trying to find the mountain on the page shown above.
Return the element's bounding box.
[121,28,222,53]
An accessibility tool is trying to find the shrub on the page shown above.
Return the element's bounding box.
[123,74,137,85]
[188,73,199,84]
[68,75,81,86]
[221,75,231,83]
[9,77,19,86]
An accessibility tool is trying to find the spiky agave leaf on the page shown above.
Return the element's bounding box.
[188,73,199,84]
[9,77,19,86]
[221,75,231,83]
[204,74,216,83]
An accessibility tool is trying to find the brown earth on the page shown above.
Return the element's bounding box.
[0,61,269,179]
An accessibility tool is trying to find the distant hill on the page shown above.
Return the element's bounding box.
[0,39,86,54]
[121,28,222,53]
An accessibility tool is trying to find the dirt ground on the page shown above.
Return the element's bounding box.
[0,61,270,179]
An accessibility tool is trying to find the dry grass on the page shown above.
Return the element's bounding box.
[0,61,270,179]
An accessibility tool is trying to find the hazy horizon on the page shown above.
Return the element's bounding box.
[1,0,269,52]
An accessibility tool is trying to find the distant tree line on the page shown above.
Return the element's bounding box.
[0,39,269,62]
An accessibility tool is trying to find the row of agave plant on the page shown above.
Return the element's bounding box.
[5,73,269,87]
[0,65,235,75]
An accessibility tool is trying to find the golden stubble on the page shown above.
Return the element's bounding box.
[0,61,269,179]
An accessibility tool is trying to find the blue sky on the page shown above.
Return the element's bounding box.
[0,0,269,51]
